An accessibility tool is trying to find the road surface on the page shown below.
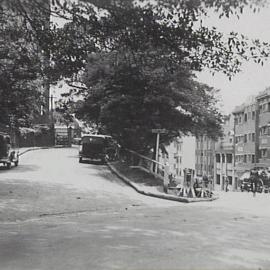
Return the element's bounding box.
[0,147,270,270]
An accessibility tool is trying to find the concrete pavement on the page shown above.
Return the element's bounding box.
[19,147,218,203]
[1,147,270,269]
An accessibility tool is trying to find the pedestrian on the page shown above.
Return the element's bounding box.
[251,170,258,197]
[225,178,229,192]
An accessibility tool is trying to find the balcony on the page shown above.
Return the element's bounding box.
[215,141,233,152]
[260,136,270,148]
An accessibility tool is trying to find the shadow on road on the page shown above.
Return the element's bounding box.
[96,167,127,186]
[0,164,40,173]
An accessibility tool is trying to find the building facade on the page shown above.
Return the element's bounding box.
[160,136,196,183]
[195,135,215,181]
[214,115,235,191]
[257,88,270,165]
[232,97,257,188]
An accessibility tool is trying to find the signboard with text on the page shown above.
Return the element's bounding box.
[151,129,167,134]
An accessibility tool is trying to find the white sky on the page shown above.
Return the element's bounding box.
[197,7,270,114]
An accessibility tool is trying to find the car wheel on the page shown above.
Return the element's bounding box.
[14,160,19,166]
[79,157,83,163]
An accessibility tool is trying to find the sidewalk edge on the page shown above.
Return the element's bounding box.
[107,162,218,203]
[18,145,69,156]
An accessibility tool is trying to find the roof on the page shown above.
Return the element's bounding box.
[256,87,270,100]
[232,96,256,114]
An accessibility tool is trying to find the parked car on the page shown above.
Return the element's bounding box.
[264,185,270,193]
[0,132,19,169]
[72,137,81,145]
[240,179,252,192]
[79,134,117,163]
[241,178,264,193]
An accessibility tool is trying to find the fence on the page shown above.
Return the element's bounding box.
[119,148,170,189]
[16,126,55,147]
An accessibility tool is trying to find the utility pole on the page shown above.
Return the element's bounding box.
[151,129,167,173]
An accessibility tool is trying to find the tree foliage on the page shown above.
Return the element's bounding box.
[0,2,46,127]
[48,0,269,151]
[76,52,223,152]
[1,0,270,150]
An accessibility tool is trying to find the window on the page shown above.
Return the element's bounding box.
[252,111,255,120]
[244,134,247,143]
[260,126,268,136]
[226,154,233,163]
[216,154,220,163]
[244,113,247,122]
[216,174,220,185]
[252,155,255,163]
[261,149,267,158]
[252,133,255,142]
[228,176,233,185]
[243,155,247,163]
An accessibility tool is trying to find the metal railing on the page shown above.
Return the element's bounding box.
[119,148,169,183]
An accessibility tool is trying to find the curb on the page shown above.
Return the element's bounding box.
[18,145,71,156]
[107,162,218,203]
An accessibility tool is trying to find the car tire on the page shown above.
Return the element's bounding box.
[14,160,19,166]
[79,157,83,163]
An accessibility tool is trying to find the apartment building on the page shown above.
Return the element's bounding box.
[160,136,196,182]
[214,115,235,190]
[196,88,270,191]
[257,87,270,165]
[232,97,257,188]
[195,135,215,180]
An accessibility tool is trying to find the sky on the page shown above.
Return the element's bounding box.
[196,6,270,114]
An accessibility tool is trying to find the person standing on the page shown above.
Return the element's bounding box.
[225,177,229,192]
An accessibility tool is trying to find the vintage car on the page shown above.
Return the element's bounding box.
[240,178,264,193]
[240,179,252,192]
[79,134,117,163]
[0,132,19,169]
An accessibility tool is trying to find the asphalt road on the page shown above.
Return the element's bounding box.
[0,147,270,270]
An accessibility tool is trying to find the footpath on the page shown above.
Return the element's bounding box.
[107,161,218,203]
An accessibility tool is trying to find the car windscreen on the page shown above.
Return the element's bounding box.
[81,136,105,145]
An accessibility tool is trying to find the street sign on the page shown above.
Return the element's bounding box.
[151,129,167,134]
